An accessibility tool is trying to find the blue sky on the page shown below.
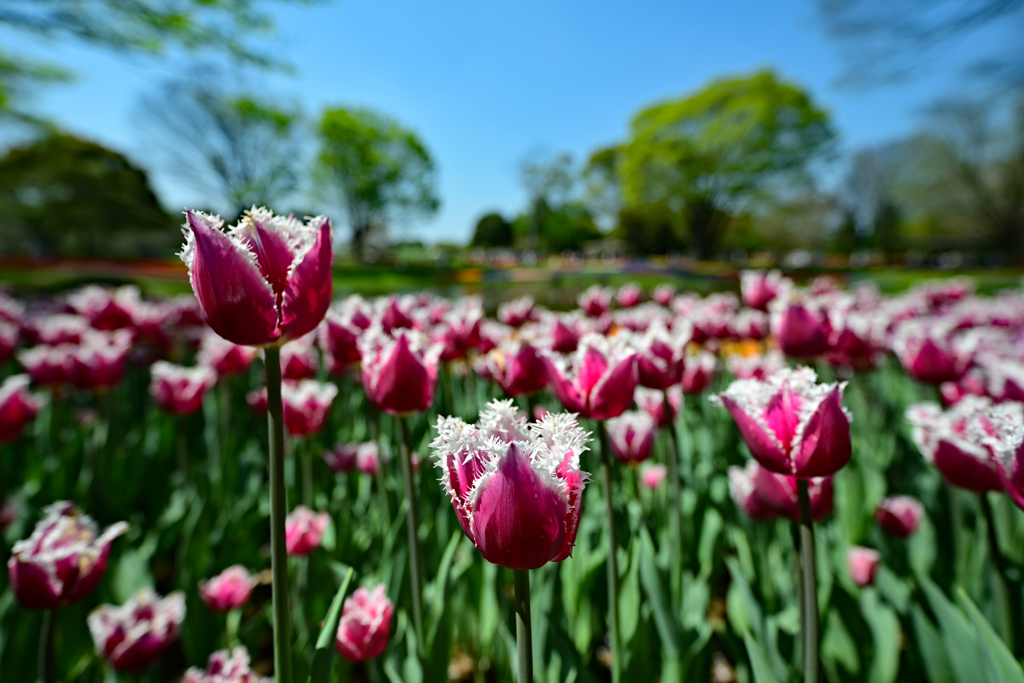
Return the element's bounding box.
[1,0,1006,243]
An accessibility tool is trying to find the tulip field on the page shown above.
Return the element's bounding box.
[2,210,1024,683]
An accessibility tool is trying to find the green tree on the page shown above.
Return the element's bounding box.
[471,212,514,247]
[618,70,836,259]
[0,134,175,257]
[313,107,440,259]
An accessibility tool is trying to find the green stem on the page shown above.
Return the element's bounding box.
[39,607,56,683]
[979,493,1019,654]
[398,416,424,655]
[597,420,621,683]
[514,569,533,683]
[525,393,538,422]
[302,439,313,508]
[264,347,294,683]
[790,520,805,671]
[797,480,819,683]
[663,389,685,604]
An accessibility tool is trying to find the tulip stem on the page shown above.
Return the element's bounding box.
[264,347,294,683]
[514,569,534,683]
[797,480,819,683]
[979,493,1019,654]
[597,420,621,683]
[663,390,685,604]
[790,520,805,671]
[302,439,314,508]
[39,607,56,683]
[398,416,425,655]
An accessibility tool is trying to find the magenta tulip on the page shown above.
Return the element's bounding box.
[725,350,787,381]
[729,309,770,340]
[542,333,638,420]
[770,295,831,358]
[150,361,216,416]
[635,386,681,429]
[0,375,43,444]
[728,461,834,521]
[280,334,319,380]
[335,584,395,663]
[681,351,717,395]
[432,400,590,570]
[22,314,89,346]
[360,328,441,416]
[67,285,137,331]
[197,331,258,376]
[281,379,338,438]
[199,566,259,612]
[578,285,613,318]
[741,269,787,311]
[847,546,881,587]
[8,502,128,609]
[634,321,689,390]
[893,319,970,385]
[0,320,17,365]
[183,648,269,683]
[17,344,74,386]
[980,401,1024,510]
[639,463,668,490]
[498,296,536,327]
[616,282,644,308]
[324,442,380,476]
[69,329,133,391]
[479,338,548,397]
[376,295,415,334]
[606,411,657,464]
[320,298,371,374]
[285,506,330,556]
[874,495,925,538]
[906,398,1005,492]
[88,589,185,672]
[652,283,676,306]
[178,208,332,347]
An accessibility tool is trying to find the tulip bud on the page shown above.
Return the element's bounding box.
[178,208,332,347]
[198,565,259,612]
[478,339,548,397]
[770,293,831,358]
[360,328,441,416]
[68,285,139,331]
[616,283,644,308]
[847,546,881,587]
[150,361,216,416]
[606,411,657,465]
[542,333,638,420]
[635,386,681,429]
[335,584,395,663]
[906,398,1005,492]
[741,270,788,311]
[578,285,613,318]
[726,350,787,381]
[23,313,89,346]
[285,506,330,556]
[639,463,668,490]
[376,295,415,334]
[874,495,925,538]
[281,379,338,438]
[197,330,258,375]
[729,309,770,341]
[8,502,128,609]
[0,375,43,444]
[280,333,319,380]
[728,461,833,521]
[652,283,676,306]
[498,296,536,327]
[432,400,590,570]
[183,647,269,683]
[70,329,134,391]
[893,319,971,385]
[324,442,380,476]
[712,367,852,478]
[681,351,717,395]
[634,321,689,390]
[88,589,185,672]
[320,298,371,374]
[245,388,268,415]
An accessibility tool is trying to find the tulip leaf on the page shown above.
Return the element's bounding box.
[743,633,780,683]
[619,536,642,646]
[918,573,986,683]
[307,566,355,683]
[954,587,1024,683]
[821,609,859,679]
[911,603,954,683]
[638,527,680,660]
[860,588,900,683]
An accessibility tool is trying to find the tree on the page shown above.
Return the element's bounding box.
[138,71,302,216]
[520,151,575,250]
[313,107,440,259]
[618,70,836,259]
[471,212,514,248]
[0,134,176,257]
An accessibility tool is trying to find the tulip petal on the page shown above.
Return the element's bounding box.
[588,354,638,420]
[541,355,586,414]
[8,557,62,609]
[720,395,791,474]
[240,213,296,297]
[372,333,434,415]
[933,439,1003,492]
[280,217,334,342]
[792,387,852,478]
[551,454,585,562]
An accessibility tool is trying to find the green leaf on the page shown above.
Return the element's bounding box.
[955,587,1024,683]
[639,527,680,661]
[619,535,642,646]
[860,588,901,683]
[821,609,860,678]
[911,603,954,683]
[918,573,986,683]
[743,633,781,683]
[307,566,355,683]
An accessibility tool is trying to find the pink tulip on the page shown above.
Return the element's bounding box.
[578,285,613,318]
[0,375,43,444]
[178,208,332,347]
[542,333,638,420]
[0,291,24,325]
[979,402,1024,511]
[770,294,831,358]
[893,319,970,385]
[183,648,269,683]
[606,411,657,464]
[498,296,536,327]
[149,361,216,416]
[712,367,851,478]
[17,344,74,386]
[652,283,676,306]
[199,566,259,612]
[874,495,925,538]
[281,379,338,438]
[847,546,881,587]
[360,328,441,416]
[978,357,1024,404]
[616,283,644,308]
[69,329,134,391]
[335,584,395,663]
[681,351,717,395]
[88,589,185,672]
[320,299,371,374]
[22,313,89,346]
[639,463,668,490]
[613,303,672,333]
[432,400,590,570]
[285,506,330,556]
[729,309,770,340]
[728,461,834,521]
[441,297,484,358]
[280,333,319,380]
[197,331,258,376]
[635,386,681,429]
[827,308,884,372]
[376,295,415,334]
[67,285,137,331]
[906,398,1005,492]
[324,442,380,476]
[726,350,786,381]
[0,320,18,365]
[741,270,787,311]
[549,315,582,354]
[245,388,268,415]
[634,321,689,390]
[479,339,548,397]
[8,501,128,609]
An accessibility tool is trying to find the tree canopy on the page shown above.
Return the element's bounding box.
[471,212,514,248]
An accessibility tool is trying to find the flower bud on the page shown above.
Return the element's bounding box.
[847,546,881,587]
[285,506,330,556]
[197,331,258,375]
[281,379,337,438]
[360,328,441,416]
[88,589,185,672]
[578,285,612,318]
[606,411,657,465]
[498,296,536,327]
[150,361,216,416]
[741,270,787,311]
[0,375,43,444]
[874,495,925,538]
[335,584,394,663]
[199,565,258,612]
[183,648,269,683]
[639,464,668,490]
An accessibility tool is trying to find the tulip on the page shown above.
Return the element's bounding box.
[0,375,43,444]
[441,296,484,358]
[498,296,536,327]
[639,463,668,490]
[323,442,380,476]
[741,269,788,311]
[149,361,217,416]
[478,338,548,397]
[606,411,657,465]
[578,284,613,317]
[197,331,259,375]
[613,302,672,333]
[67,285,138,331]
[980,401,1024,511]
[320,300,370,374]
[712,367,852,478]
[0,290,24,325]
[635,386,681,429]
[634,321,689,390]
[8,501,128,610]
[199,566,259,612]
[729,308,770,340]
[22,313,89,346]
[69,329,134,391]
[906,398,1004,492]
[281,379,338,438]
[652,283,676,306]
[826,301,884,372]
[183,648,269,683]
[681,351,717,395]
[88,589,185,672]
[245,388,268,415]
[178,208,332,347]
[846,546,881,587]
[285,506,330,556]
[542,332,638,420]
[770,294,831,358]
[376,295,415,334]
[17,344,74,387]
[548,314,583,354]
[0,319,18,364]
[726,350,787,381]
[280,333,319,380]
[616,282,644,308]
[893,319,970,385]
[360,328,441,416]
[335,584,395,663]
[728,461,834,522]
[874,495,925,538]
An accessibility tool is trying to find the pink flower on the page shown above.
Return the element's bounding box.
[635,386,681,429]
[281,379,338,438]
[893,319,971,385]
[285,506,330,556]
[616,282,644,308]
[606,411,657,464]
[681,351,717,395]
[498,296,536,327]
[67,285,138,331]
[324,443,380,476]
[634,321,689,390]
[320,298,371,374]
[280,333,319,380]
[360,328,441,416]
[149,361,217,416]
[0,375,43,444]
[22,314,89,346]
[197,331,258,376]
[542,333,638,420]
[978,402,1024,511]
[906,398,1005,492]
[88,589,185,672]
[432,400,590,570]
[578,285,612,318]
[847,546,881,587]
[874,495,925,538]
[478,339,548,397]
[0,320,18,365]
[199,566,259,612]
[335,584,394,663]
[246,388,267,415]
[0,291,24,326]
[726,350,786,381]
[183,648,269,683]
[17,344,75,386]
[770,293,831,358]
[440,297,484,359]
[8,501,128,609]
[712,367,852,478]
[376,295,415,334]
[652,283,676,306]
[69,329,134,391]
[741,269,788,311]
[728,309,770,340]
[639,463,668,490]
[178,208,332,347]
[728,461,834,521]
[826,305,884,372]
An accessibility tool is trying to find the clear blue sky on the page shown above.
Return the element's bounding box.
[0,0,1005,244]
